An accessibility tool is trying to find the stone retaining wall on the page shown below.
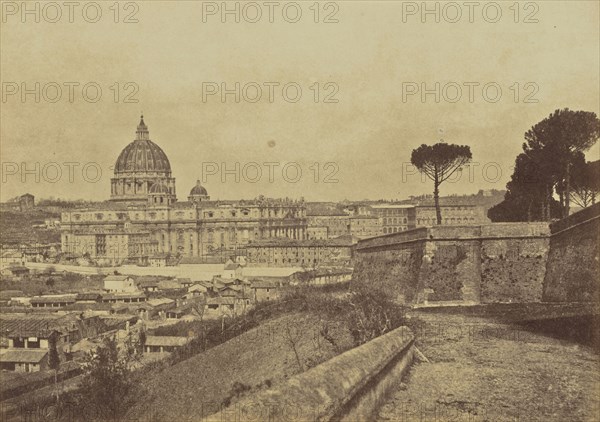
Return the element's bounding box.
[354,223,550,305]
[543,203,600,302]
[354,205,600,306]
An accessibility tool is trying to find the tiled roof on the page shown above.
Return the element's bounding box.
[76,293,103,301]
[1,349,48,363]
[145,336,191,347]
[177,278,192,284]
[206,297,236,305]
[147,298,175,307]
[157,280,183,290]
[1,315,77,338]
[102,292,146,300]
[219,285,242,292]
[30,295,77,304]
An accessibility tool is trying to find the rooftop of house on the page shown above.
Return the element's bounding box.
[177,278,193,284]
[219,285,242,292]
[30,294,77,304]
[0,349,48,363]
[111,302,149,311]
[144,336,192,347]
[206,297,237,306]
[167,303,197,314]
[1,315,79,338]
[76,292,103,301]
[64,302,113,312]
[101,292,146,300]
[157,280,183,290]
[147,298,175,307]
[212,277,239,285]
[251,280,280,289]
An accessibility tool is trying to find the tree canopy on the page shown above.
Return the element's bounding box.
[490,109,599,222]
[411,142,472,224]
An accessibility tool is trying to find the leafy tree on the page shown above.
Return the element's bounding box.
[48,333,61,402]
[490,109,599,221]
[411,142,472,224]
[488,152,562,222]
[570,160,600,208]
[523,109,599,217]
[139,330,147,354]
[77,334,142,421]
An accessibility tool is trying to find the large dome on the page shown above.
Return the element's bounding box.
[114,116,171,175]
[110,116,177,203]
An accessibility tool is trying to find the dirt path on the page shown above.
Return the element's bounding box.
[377,314,600,422]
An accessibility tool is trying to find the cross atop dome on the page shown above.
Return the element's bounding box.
[136,114,149,140]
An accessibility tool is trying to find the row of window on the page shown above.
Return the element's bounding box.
[376,209,410,216]
[417,217,476,224]
[383,227,408,234]
[383,217,408,225]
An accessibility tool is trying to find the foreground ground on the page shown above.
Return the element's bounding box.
[125,312,354,421]
[378,312,600,422]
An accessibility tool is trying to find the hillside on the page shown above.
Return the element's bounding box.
[0,210,61,246]
[126,313,354,421]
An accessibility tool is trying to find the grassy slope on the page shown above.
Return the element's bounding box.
[1,274,104,296]
[0,210,61,246]
[127,312,354,421]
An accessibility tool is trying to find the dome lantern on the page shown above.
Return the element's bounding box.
[136,114,149,141]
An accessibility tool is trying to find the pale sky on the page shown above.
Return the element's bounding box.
[1,1,599,202]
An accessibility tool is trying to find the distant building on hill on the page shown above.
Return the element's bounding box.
[0,193,35,212]
[245,237,354,267]
[306,210,350,239]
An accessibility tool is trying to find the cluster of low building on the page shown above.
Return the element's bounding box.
[0,313,135,373]
[0,258,352,374]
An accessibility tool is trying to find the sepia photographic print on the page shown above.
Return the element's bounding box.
[1,1,599,421]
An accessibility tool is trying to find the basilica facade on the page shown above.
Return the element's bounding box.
[61,117,308,265]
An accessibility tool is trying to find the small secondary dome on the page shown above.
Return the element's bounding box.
[189,180,208,196]
[148,182,170,194]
